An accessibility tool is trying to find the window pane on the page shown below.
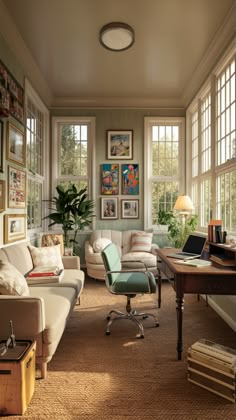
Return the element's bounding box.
[152,181,179,225]
[216,57,236,165]
[59,124,88,177]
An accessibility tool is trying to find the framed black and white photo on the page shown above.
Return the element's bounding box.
[107,130,133,160]
[101,197,118,220]
[121,199,139,219]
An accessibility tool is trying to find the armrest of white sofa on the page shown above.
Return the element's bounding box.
[85,240,94,256]
[62,255,81,269]
[0,296,46,337]
[151,243,160,254]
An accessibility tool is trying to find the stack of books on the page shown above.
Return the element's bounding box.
[26,266,64,284]
[208,220,223,243]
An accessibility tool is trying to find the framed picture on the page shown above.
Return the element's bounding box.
[0,120,3,172]
[8,166,27,208]
[4,214,26,244]
[121,199,139,219]
[0,180,5,212]
[121,163,139,195]
[101,197,118,220]
[101,163,119,195]
[107,130,133,160]
[6,122,25,166]
[41,233,65,256]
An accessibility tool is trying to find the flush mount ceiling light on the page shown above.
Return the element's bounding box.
[99,22,135,52]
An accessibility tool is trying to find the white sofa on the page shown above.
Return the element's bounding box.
[0,242,84,379]
[85,230,159,280]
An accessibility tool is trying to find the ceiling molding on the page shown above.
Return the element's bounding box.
[51,96,185,110]
[182,1,236,107]
[0,0,53,107]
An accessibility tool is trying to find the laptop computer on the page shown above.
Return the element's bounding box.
[167,234,207,260]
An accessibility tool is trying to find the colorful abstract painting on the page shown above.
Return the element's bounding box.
[101,164,119,195]
[121,163,139,195]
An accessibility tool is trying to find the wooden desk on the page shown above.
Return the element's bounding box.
[156,248,236,360]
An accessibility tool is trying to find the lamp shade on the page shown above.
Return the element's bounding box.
[173,195,194,212]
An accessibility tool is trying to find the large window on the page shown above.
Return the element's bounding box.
[25,80,49,231]
[187,46,236,235]
[144,117,185,229]
[52,117,95,228]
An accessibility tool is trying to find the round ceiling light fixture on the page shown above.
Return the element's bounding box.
[99,22,135,52]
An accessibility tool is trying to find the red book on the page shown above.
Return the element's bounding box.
[27,266,60,278]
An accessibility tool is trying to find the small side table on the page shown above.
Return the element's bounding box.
[0,340,36,415]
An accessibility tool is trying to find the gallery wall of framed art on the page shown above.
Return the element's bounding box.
[0,58,26,247]
[100,129,140,221]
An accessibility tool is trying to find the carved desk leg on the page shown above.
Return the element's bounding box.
[156,266,162,309]
[176,296,184,360]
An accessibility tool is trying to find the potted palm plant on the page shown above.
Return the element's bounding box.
[156,208,198,247]
[44,184,95,255]
[167,213,198,248]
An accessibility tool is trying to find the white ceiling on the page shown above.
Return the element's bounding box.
[1,0,235,108]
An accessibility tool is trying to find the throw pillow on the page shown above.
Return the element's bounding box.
[0,260,29,296]
[28,244,64,270]
[130,232,152,252]
[93,238,112,253]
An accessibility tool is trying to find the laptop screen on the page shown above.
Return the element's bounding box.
[182,234,206,254]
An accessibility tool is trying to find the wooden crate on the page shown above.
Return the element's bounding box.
[0,340,36,415]
[187,339,236,403]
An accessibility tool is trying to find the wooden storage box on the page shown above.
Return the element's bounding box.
[0,340,36,415]
[187,339,236,402]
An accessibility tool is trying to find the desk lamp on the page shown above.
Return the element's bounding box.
[173,195,194,223]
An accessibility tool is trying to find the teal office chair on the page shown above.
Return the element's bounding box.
[101,243,159,338]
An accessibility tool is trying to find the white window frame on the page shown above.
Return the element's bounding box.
[186,41,236,235]
[25,78,50,236]
[51,116,96,231]
[144,116,185,230]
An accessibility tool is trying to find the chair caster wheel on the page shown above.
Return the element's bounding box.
[106,331,110,335]
[142,315,148,319]
[155,322,160,327]
[136,333,144,339]
[106,316,111,320]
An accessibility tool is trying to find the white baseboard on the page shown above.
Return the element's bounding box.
[204,295,236,332]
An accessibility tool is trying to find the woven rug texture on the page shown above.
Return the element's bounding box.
[3,277,236,420]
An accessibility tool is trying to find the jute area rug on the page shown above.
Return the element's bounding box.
[6,277,236,420]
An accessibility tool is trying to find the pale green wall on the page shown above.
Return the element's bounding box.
[51,108,184,233]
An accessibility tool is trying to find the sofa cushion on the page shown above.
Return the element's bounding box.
[29,286,76,345]
[130,232,152,252]
[29,244,64,270]
[93,238,112,253]
[122,252,157,269]
[0,260,29,296]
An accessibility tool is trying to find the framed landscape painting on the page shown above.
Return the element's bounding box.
[6,122,25,166]
[101,163,119,195]
[4,214,26,244]
[121,163,139,195]
[107,130,133,160]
